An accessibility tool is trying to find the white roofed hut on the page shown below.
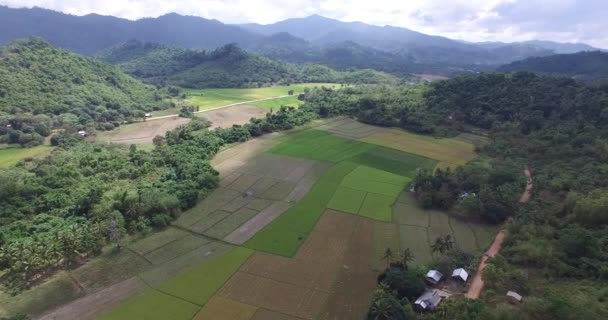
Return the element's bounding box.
[425,270,443,285]
[414,289,442,311]
[506,291,523,304]
[452,268,469,282]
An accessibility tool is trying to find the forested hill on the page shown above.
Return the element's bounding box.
[97,40,400,88]
[0,38,177,143]
[499,51,608,82]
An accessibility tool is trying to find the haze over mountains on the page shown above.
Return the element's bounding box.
[0,5,601,74]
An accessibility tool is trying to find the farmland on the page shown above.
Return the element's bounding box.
[20,118,489,320]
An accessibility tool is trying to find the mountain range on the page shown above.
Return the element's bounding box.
[0,5,602,73]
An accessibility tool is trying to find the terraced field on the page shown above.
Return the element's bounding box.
[28,118,492,320]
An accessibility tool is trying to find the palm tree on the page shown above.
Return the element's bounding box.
[431,235,455,255]
[400,248,415,269]
[381,248,394,268]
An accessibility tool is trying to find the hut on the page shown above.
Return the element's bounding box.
[425,270,443,285]
[452,268,469,282]
[506,291,523,304]
[414,289,442,311]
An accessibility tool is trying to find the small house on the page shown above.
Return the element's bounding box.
[414,289,442,311]
[77,130,87,137]
[425,270,443,285]
[506,291,523,304]
[452,268,469,282]
[145,113,152,117]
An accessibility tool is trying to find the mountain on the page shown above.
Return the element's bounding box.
[97,40,400,88]
[0,38,174,129]
[478,40,597,54]
[498,51,608,82]
[0,6,260,55]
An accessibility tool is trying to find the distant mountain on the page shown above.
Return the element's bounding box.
[478,40,597,54]
[0,5,260,55]
[499,51,608,82]
[0,38,172,128]
[0,5,601,73]
[97,40,400,88]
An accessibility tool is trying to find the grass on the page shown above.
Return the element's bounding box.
[156,247,253,305]
[327,186,366,214]
[251,95,304,109]
[99,290,200,320]
[184,83,337,112]
[271,130,374,162]
[359,193,395,222]
[360,129,476,167]
[350,146,437,177]
[245,162,357,256]
[0,145,52,167]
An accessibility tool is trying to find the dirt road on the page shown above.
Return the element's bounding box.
[465,165,532,299]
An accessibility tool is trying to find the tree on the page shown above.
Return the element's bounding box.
[431,235,454,255]
[399,248,414,269]
[382,248,394,268]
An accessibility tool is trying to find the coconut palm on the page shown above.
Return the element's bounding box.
[400,248,415,268]
[381,248,394,268]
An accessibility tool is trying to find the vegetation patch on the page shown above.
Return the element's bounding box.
[358,193,395,222]
[349,146,437,177]
[398,225,433,265]
[371,222,401,271]
[143,234,210,265]
[98,290,200,320]
[270,129,373,162]
[245,162,357,256]
[193,297,258,320]
[326,186,366,214]
[0,145,52,167]
[360,129,475,167]
[156,247,253,305]
[251,95,304,109]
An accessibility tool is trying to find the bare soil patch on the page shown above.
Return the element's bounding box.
[197,104,267,129]
[224,201,292,245]
[96,117,190,145]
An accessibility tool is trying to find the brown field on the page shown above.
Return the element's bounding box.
[315,118,380,140]
[94,117,190,145]
[217,211,375,320]
[196,104,268,129]
[318,218,375,320]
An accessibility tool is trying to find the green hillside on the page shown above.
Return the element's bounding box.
[0,38,177,143]
[97,40,399,88]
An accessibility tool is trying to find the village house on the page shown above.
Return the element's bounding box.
[415,289,443,311]
[425,270,443,285]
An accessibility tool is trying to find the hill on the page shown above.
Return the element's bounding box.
[0,6,260,55]
[97,40,400,87]
[499,51,608,82]
[0,38,176,145]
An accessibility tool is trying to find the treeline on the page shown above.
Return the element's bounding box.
[0,38,180,146]
[0,106,315,293]
[97,40,400,88]
[300,74,608,318]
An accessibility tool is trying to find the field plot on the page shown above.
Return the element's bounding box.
[315,117,381,139]
[219,211,374,320]
[245,162,358,256]
[0,144,52,167]
[193,297,258,320]
[392,192,499,264]
[185,83,337,111]
[371,222,401,271]
[360,129,476,167]
[196,104,267,129]
[98,290,200,320]
[94,117,190,145]
[251,95,304,109]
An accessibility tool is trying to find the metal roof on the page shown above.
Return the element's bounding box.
[452,268,469,281]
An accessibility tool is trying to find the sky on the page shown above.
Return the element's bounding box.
[1,0,607,48]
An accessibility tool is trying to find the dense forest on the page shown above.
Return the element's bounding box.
[499,51,608,83]
[97,40,400,88]
[300,74,608,319]
[0,38,180,146]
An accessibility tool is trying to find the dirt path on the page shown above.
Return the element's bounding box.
[465,165,532,299]
[147,95,292,121]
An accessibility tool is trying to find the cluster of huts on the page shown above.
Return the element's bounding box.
[414,268,522,311]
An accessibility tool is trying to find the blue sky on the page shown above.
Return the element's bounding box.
[1,0,606,47]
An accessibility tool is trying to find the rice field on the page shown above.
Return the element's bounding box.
[17,121,493,320]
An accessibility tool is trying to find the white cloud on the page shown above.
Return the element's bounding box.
[1,0,607,47]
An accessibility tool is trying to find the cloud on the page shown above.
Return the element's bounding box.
[1,0,606,47]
